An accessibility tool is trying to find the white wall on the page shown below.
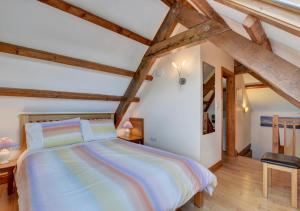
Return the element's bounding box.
[121,44,202,161]
[200,41,234,167]
[235,74,251,153]
[251,111,300,159]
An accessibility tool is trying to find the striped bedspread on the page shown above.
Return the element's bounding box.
[16,139,217,211]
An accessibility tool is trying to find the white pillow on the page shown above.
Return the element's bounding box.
[25,122,44,150]
[80,119,117,142]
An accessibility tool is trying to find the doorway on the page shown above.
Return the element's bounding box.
[222,67,236,157]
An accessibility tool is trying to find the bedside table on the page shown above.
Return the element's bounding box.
[118,134,144,145]
[0,160,16,195]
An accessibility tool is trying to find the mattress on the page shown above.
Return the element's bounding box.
[16,139,217,211]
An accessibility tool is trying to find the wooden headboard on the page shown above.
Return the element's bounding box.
[19,113,114,150]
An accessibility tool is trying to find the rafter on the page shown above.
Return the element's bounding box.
[145,20,230,58]
[0,87,139,102]
[209,31,300,108]
[243,15,272,51]
[215,0,300,37]
[190,0,227,25]
[245,83,267,89]
[38,0,152,46]
[177,1,300,109]
[115,3,180,126]
[0,42,153,81]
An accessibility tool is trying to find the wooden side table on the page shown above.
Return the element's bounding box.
[0,160,16,195]
[118,134,144,145]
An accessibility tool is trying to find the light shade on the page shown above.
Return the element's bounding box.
[0,137,16,149]
[123,120,133,129]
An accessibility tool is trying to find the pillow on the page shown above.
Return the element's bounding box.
[41,118,84,148]
[25,122,44,150]
[81,119,116,142]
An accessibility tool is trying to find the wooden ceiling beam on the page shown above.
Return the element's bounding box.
[243,15,272,51]
[0,42,153,81]
[245,83,268,89]
[145,20,230,58]
[215,0,300,37]
[38,0,152,46]
[115,3,181,126]
[190,0,227,25]
[0,87,139,102]
[177,1,300,109]
[208,30,300,108]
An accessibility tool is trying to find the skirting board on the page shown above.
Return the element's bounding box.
[209,160,223,172]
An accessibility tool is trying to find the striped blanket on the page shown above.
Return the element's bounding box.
[16,139,217,211]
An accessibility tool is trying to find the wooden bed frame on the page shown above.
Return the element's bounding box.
[19,112,203,208]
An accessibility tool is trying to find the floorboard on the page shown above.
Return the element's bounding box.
[0,156,298,210]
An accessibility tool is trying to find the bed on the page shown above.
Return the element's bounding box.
[16,113,217,211]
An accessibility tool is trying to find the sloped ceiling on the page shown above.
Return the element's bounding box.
[243,74,299,111]
[205,0,300,67]
[0,0,168,112]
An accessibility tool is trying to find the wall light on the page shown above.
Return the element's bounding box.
[172,60,186,86]
[243,106,249,113]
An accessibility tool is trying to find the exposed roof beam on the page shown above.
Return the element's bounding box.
[190,0,227,25]
[145,20,230,58]
[115,3,180,126]
[243,15,272,51]
[178,2,300,109]
[215,0,300,37]
[0,87,139,102]
[209,31,300,108]
[245,83,268,89]
[0,42,153,81]
[176,1,209,27]
[38,0,152,46]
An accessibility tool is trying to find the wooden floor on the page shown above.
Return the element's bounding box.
[0,156,299,211]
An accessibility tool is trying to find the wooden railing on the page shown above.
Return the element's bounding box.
[272,115,299,155]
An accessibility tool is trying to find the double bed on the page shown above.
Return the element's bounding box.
[16,113,217,211]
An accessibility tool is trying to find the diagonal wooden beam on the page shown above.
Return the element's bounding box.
[208,30,300,108]
[115,3,181,126]
[215,0,300,37]
[243,15,272,51]
[0,42,153,81]
[38,0,152,46]
[245,83,267,89]
[0,87,139,102]
[190,0,227,25]
[145,20,230,58]
[176,1,300,109]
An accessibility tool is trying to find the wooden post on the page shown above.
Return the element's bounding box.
[291,168,298,208]
[292,121,296,156]
[272,115,279,153]
[263,163,268,198]
[283,121,287,154]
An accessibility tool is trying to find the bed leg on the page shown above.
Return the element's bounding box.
[193,191,203,208]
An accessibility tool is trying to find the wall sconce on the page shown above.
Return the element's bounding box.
[172,60,186,86]
[243,106,249,113]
